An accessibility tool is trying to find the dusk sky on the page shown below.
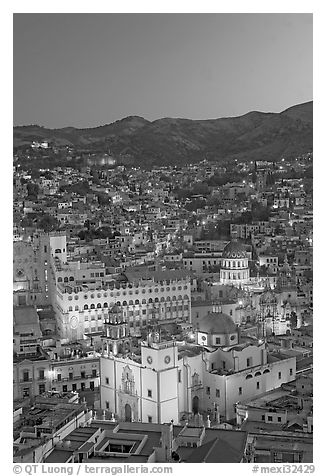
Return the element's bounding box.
[13,13,313,128]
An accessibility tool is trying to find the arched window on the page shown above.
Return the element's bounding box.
[129,300,133,305]
[263,369,270,374]
[64,277,68,283]
[103,302,108,308]
[75,305,79,311]
[246,374,253,380]
[255,371,261,377]
[90,304,95,309]
[68,306,73,311]
[135,299,139,305]
[178,295,182,300]
[166,296,171,301]
[55,249,61,253]
[69,276,74,281]
[160,297,165,302]
[154,297,159,303]
[172,296,177,301]
[123,301,128,306]
[142,298,146,304]
[84,304,88,310]
[148,298,153,303]
[97,303,102,308]
[184,295,189,300]
[116,301,121,306]
[58,277,62,283]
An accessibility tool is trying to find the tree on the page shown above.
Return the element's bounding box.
[38,214,60,232]
[27,182,39,199]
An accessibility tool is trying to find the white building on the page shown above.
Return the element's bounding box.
[219,241,250,286]
[100,315,296,423]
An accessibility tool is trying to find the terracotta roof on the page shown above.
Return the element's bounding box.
[185,437,244,463]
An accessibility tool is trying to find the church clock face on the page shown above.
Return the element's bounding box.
[164,355,171,364]
[16,268,25,278]
[147,356,153,364]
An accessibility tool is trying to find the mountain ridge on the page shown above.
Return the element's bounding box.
[14,101,313,165]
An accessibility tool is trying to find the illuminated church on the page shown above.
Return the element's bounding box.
[100,313,296,424]
[219,240,250,286]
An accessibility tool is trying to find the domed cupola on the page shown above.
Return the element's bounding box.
[220,240,250,287]
[222,240,248,259]
[197,311,239,347]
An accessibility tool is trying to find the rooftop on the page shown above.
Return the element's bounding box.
[13,306,40,327]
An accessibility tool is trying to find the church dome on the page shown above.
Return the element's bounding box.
[199,312,237,335]
[222,240,247,259]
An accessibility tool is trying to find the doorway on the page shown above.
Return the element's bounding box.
[125,403,132,422]
[192,395,199,414]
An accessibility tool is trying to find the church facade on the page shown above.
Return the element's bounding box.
[100,314,296,423]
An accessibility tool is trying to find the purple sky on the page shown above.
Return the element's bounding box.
[13,13,312,128]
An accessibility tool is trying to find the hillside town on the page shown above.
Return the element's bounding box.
[13,144,313,463]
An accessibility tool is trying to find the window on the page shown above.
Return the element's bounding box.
[62,385,67,392]
[238,387,242,395]
[222,361,226,370]
[256,382,260,390]
[81,371,86,379]
[178,370,181,383]
[147,389,152,398]
[92,369,97,377]
[215,337,221,345]
[268,416,273,422]
[57,374,61,381]
[277,417,282,422]
[290,368,293,376]
[72,384,77,391]
[216,389,220,398]
[39,370,44,380]
[105,377,109,385]
[246,358,252,367]
[23,371,29,382]
[23,388,30,397]
[69,372,73,380]
[261,415,265,421]
[206,386,210,395]
[39,384,45,394]
[278,372,282,380]
[148,416,152,423]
